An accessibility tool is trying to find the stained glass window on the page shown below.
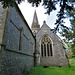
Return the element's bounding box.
[50,44,52,56]
[44,44,46,56]
[41,44,43,56]
[47,44,49,56]
[41,35,53,57]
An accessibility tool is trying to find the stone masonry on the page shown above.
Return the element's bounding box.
[0,2,69,75]
[0,3,8,50]
[0,2,35,75]
[35,21,68,66]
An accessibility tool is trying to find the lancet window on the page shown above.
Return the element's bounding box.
[19,27,23,51]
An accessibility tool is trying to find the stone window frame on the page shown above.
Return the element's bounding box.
[40,34,53,57]
[19,27,23,51]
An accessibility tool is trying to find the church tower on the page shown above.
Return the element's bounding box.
[31,10,40,36]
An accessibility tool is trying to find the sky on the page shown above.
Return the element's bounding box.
[18,0,71,39]
[18,0,70,29]
[18,0,47,28]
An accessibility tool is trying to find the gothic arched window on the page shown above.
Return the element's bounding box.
[41,35,53,57]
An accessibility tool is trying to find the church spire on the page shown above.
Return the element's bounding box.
[32,10,39,25]
[31,10,40,36]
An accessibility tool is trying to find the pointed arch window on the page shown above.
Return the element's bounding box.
[41,35,53,57]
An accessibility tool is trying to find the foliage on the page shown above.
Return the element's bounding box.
[0,0,24,8]
[0,0,75,54]
[60,6,75,54]
[0,0,74,30]
[69,53,75,59]
[69,0,75,2]
[69,58,75,66]
[71,44,75,54]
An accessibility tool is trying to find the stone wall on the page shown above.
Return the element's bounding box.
[0,3,35,75]
[0,3,7,50]
[36,22,68,66]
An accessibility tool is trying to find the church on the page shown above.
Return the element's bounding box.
[31,11,68,66]
[0,2,68,75]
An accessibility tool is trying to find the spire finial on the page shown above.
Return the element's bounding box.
[43,20,46,24]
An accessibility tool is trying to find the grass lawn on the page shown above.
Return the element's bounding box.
[69,58,75,66]
[26,58,75,75]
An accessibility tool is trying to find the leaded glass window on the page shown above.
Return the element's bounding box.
[41,44,43,56]
[41,35,53,57]
[44,44,46,56]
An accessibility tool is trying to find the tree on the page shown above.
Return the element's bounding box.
[1,0,74,30]
[61,7,75,54]
[0,0,75,53]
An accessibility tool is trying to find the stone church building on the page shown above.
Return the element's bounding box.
[0,2,68,75]
[31,11,68,66]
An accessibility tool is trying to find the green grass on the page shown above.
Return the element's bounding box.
[26,58,75,75]
[69,58,75,66]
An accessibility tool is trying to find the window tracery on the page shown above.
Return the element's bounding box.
[41,35,53,57]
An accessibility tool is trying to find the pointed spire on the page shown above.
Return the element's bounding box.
[32,10,39,25]
[31,10,40,36]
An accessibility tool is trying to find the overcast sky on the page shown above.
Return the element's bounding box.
[18,0,47,28]
[18,0,70,31]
